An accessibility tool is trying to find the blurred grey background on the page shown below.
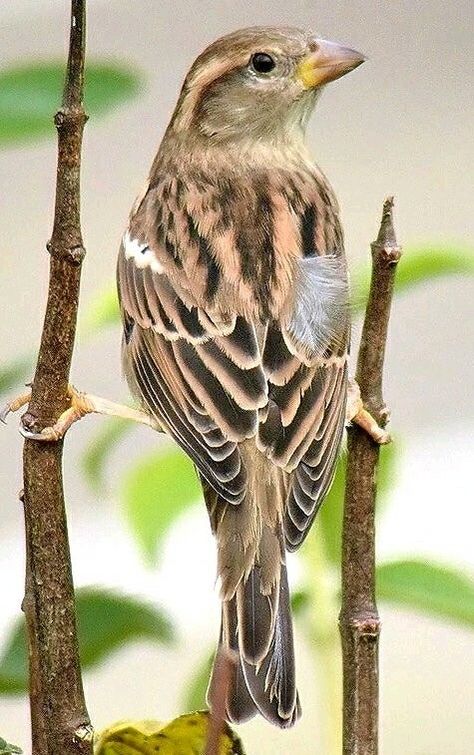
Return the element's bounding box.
[1,1,473,753]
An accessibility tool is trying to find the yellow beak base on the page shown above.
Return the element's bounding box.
[297,38,366,89]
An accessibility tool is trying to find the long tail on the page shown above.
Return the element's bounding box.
[203,469,301,728]
[209,559,301,728]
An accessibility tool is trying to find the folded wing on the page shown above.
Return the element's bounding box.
[118,177,350,545]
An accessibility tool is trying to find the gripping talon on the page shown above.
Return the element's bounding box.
[1,391,32,425]
[20,398,84,442]
[346,377,391,445]
[3,383,157,441]
[352,407,391,444]
[19,426,58,442]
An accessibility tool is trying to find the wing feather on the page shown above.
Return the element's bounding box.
[130,329,246,501]
[118,174,350,548]
[172,339,258,441]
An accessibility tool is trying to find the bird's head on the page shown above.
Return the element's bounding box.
[168,27,365,146]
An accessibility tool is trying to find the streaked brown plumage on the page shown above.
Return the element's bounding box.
[118,26,364,727]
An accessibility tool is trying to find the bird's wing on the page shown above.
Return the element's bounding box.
[258,254,350,550]
[117,184,267,505]
[118,172,349,533]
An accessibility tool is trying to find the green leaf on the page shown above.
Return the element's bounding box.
[352,244,474,311]
[291,589,311,618]
[81,282,120,336]
[121,448,202,565]
[314,455,346,567]
[182,652,214,712]
[377,559,474,629]
[0,355,31,398]
[81,417,132,493]
[0,62,141,147]
[77,588,175,666]
[96,713,245,755]
[0,738,22,754]
[317,441,398,566]
[0,587,174,695]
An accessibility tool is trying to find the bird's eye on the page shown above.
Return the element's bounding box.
[250,52,276,74]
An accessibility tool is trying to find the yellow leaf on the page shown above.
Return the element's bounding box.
[95,712,245,755]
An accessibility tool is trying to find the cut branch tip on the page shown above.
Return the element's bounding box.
[371,197,402,264]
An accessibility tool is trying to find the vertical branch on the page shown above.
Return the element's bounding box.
[21,2,93,753]
[20,489,48,755]
[339,198,402,755]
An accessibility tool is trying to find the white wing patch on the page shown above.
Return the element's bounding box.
[123,230,164,273]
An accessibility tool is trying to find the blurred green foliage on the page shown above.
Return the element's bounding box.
[318,442,398,565]
[121,447,201,565]
[81,417,132,493]
[377,559,474,628]
[0,587,174,695]
[0,62,141,147]
[82,284,121,335]
[0,357,32,398]
[183,653,214,712]
[352,243,474,311]
[0,738,22,755]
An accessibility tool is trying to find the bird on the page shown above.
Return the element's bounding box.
[117,26,365,728]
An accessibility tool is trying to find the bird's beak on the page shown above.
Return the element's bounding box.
[296,39,366,89]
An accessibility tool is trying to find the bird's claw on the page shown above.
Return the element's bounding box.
[352,409,391,444]
[346,377,391,445]
[3,384,158,440]
[19,386,88,442]
[1,386,85,442]
[1,391,32,426]
[19,425,63,442]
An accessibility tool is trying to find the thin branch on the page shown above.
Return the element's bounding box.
[339,198,402,755]
[20,2,93,753]
[20,488,48,755]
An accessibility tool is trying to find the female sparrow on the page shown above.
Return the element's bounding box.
[118,26,365,728]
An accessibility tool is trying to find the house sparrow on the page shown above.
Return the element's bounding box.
[117,26,365,728]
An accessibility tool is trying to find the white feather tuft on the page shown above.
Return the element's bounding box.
[122,230,164,274]
[287,255,349,358]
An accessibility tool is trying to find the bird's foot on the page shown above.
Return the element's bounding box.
[1,384,158,441]
[346,377,391,445]
[0,390,32,425]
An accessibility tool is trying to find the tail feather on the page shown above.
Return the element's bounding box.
[236,563,278,665]
[208,561,300,728]
[240,562,300,727]
[202,464,300,729]
[227,659,259,725]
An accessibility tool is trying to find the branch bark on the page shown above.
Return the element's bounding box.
[339,198,402,755]
[20,2,93,753]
